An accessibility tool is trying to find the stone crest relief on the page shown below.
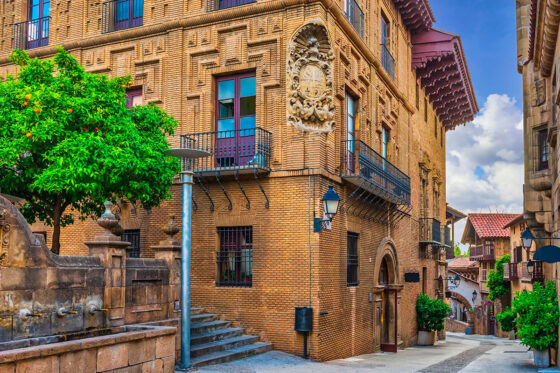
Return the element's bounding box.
[0,208,10,266]
[287,20,335,133]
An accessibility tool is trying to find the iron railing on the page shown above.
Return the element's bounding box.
[469,245,482,259]
[521,260,544,282]
[381,44,395,80]
[102,0,143,34]
[419,218,441,243]
[344,0,364,38]
[341,140,410,204]
[182,127,271,173]
[13,17,50,50]
[216,227,253,287]
[121,229,140,258]
[206,0,256,11]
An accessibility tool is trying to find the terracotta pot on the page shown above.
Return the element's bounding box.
[533,349,550,368]
[417,330,436,346]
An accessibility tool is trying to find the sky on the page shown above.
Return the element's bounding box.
[429,0,523,248]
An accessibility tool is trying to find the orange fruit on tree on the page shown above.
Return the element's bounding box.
[24,94,32,101]
[122,84,127,89]
[34,109,40,113]
[26,133,32,138]
[67,108,73,114]
[128,81,133,86]
[23,102,29,106]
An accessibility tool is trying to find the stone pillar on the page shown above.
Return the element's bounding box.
[152,215,181,319]
[85,201,130,327]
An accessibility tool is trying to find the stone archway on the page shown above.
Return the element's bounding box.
[373,238,401,353]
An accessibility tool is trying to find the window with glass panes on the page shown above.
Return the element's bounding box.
[345,93,358,172]
[216,227,253,287]
[347,233,359,286]
[126,88,143,109]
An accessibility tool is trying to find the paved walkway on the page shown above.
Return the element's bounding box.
[197,333,539,373]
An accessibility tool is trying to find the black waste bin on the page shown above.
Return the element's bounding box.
[295,307,313,332]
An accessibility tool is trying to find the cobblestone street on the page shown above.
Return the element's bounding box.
[197,333,539,373]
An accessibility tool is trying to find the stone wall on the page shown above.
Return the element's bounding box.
[445,317,468,333]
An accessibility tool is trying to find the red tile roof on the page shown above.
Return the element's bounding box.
[448,256,476,269]
[468,213,519,239]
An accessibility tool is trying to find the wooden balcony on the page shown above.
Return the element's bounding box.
[521,261,544,283]
[503,262,519,281]
[469,242,494,261]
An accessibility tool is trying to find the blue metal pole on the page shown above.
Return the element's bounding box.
[178,171,193,371]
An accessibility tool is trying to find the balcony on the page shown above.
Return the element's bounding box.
[469,242,495,261]
[206,0,256,11]
[503,262,519,281]
[344,0,365,38]
[102,0,143,34]
[13,17,50,50]
[521,260,545,283]
[381,44,395,80]
[182,127,271,174]
[341,140,411,205]
[419,218,441,243]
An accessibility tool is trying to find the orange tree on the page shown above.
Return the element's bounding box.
[0,48,179,254]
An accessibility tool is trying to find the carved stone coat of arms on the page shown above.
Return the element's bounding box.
[287,20,335,133]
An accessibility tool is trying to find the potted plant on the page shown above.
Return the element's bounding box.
[496,306,516,340]
[512,281,559,368]
[416,293,451,345]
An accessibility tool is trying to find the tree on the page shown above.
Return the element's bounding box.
[454,245,462,257]
[486,254,511,301]
[416,293,451,332]
[0,48,180,254]
[513,281,559,351]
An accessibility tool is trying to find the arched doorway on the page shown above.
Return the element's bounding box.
[378,255,398,352]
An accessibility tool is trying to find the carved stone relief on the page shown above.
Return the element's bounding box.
[287,19,335,133]
[0,207,10,266]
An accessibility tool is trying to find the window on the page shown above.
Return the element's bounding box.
[538,130,549,170]
[380,13,389,46]
[122,229,140,258]
[126,88,143,109]
[514,246,523,263]
[345,93,358,172]
[382,126,390,159]
[379,257,389,285]
[422,267,427,293]
[347,233,359,286]
[18,0,50,49]
[217,227,253,287]
[424,97,428,122]
[215,73,257,167]
[102,0,143,33]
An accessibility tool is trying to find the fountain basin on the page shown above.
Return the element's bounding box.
[0,324,176,371]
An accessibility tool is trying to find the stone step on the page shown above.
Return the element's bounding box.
[191,342,273,367]
[190,320,231,335]
[191,327,244,346]
[190,313,217,324]
[191,307,204,315]
[190,335,259,358]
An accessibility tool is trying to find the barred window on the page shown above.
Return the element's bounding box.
[347,232,359,286]
[217,227,253,287]
[122,229,140,258]
[538,130,549,171]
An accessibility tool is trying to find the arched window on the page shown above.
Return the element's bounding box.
[379,257,389,285]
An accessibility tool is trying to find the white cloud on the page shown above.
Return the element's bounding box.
[446,94,524,250]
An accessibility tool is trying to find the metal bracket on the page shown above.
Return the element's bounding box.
[215,172,232,211]
[339,180,366,211]
[192,196,198,211]
[254,170,270,208]
[196,173,214,212]
[234,171,250,209]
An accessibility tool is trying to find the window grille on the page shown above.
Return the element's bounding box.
[122,229,141,258]
[347,232,359,286]
[217,227,253,287]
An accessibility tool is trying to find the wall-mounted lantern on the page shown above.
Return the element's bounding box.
[527,259,534,275]
[472,290,478,302]
[313,186,341,233]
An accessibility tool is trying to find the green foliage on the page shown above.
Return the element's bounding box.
[416,293,451,332]
[487,254,511,301]
[0,48,180,253]
[496,307,516,332]
[453,245,468,257]
[513,281,559,351]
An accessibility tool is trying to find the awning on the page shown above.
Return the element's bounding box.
[392,0,434,33]
[412,29,479,129]
[533,245,560,263]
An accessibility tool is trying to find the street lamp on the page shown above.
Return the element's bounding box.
[527,259,534,275]
[313,185,341,233]
[521,228,534,249]
[472,290,478,302]
[166,147,209,372]
[453,274,461,287]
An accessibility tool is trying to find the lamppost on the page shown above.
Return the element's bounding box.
[166,147,209,372]
[472,290,478,303]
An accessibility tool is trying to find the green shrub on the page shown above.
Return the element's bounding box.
[487,254,511,301]
[496,307,516,332]
[416,293,451,332]
[512,281,559,351]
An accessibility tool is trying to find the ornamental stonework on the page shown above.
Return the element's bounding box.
[287,20,335,133]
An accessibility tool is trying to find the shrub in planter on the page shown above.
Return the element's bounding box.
[416,293,451,345]
[513,281,559,368]
[496,307,516,332]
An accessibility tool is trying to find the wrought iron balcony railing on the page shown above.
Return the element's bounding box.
[13,17,50,50]
[419,218,441,243]
[341,140,410,204]
[102,0,143,34]
[469,245,482,260]
[344,0,364,38]
[381,44,395,80]
[206,0,256,11]
[521,260,544,283]
[181,127,271,174]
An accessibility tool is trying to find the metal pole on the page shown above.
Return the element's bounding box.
[178,170,193,371]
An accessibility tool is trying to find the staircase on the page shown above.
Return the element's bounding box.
[189,307,272,367]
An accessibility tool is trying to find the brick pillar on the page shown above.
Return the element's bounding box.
[152,215,181,319]
[85,201,130,327]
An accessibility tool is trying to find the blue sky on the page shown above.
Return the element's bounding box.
[429,1,524,246]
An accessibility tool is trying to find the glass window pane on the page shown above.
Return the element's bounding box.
[30,6,39,19]
[219,99,234,119]
[31,0,39,6]
[43,3,50,17]
[240,77,256,97]
[131,94,143,106]
[218,80,235,100]
[217,119,235,138]
[133,0,143,17]
[240,116,255,132]
[347,117,354,133]
[116,0,129,21]
[347,95,354,115]
[240,96,255,116]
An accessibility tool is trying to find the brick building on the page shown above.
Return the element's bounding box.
[0,0,477,360]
